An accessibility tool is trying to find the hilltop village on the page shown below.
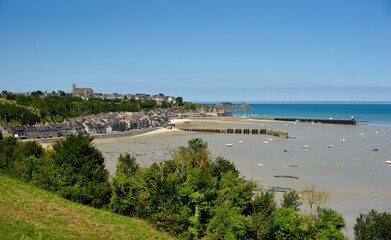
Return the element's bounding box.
[0,84,251,140]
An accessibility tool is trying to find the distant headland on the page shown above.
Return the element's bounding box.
[214,102,252,110]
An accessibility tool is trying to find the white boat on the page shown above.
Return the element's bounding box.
[385,160,391,164]
[226,143,233,147]
[238,140,243,144]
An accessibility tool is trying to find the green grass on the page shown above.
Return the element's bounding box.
[0,98,15,104]
[0,173,174,240]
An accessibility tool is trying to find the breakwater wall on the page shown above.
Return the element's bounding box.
[272,118,356,125]
[179,127,288,138]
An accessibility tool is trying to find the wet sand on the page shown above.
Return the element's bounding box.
[94,118,391,239]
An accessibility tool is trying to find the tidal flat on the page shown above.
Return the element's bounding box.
[95,118,391,239]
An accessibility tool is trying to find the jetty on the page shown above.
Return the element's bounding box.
[266,118,356,125]
[179,127,288,138]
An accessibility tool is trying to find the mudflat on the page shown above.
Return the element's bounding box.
[95,118,391,239]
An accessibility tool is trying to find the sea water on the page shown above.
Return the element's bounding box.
[224,102,391,125]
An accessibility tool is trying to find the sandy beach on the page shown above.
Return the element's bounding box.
[94,118,391,239]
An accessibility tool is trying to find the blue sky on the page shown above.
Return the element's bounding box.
[0,0,390,101]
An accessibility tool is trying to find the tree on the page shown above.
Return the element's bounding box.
[116,153,139,178]
[12,141,45,180]
[206,207,249,240]
[314,208,346,239]
[281,190,302,211]
[110,154,142,215]
[0,136,18,170]
[249,190,277,239]
[210,156,239,180]
[272,208,301,240]
[5,93,16,100]
[175,97,184,106]
[253,190,276,217]
[31,90,43,97]
[52,133,111,208]
[300,185,329,217]
[172,138,210,170]
[354,209,391,240]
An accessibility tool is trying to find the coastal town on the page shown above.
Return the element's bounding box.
[0,84,252,140]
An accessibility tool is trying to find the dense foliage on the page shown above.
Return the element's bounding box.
[14,94,156,123]
[354,209,391,240]
[4,134,389,239]
[0,103,40,125]
[1,92,179,124]
[110,138,347,239]
[0,133,111,208]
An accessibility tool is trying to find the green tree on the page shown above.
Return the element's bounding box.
[52,133,111,208]
[175,97,184,106]
[116,153,139,178]
[110,154,142,215]
[249,190,277,239]
[314,208,346,239]
[354,209,391,240]
[253,190,276,217]
[0,136,18,170]
[272,208,301,240]
[210,156,239,180]
[31,90,43,97]
[206,207,249,240]
[281,190,302,211]
[12,141,45,180]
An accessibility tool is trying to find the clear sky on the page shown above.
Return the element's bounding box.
[0,0,390,102]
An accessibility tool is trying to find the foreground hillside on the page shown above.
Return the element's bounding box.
[0,173,173,240]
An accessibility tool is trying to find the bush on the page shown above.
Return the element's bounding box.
[51,133,111,208]
[354,209,391,240]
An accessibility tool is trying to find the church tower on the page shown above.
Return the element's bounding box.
[72,83,76,94]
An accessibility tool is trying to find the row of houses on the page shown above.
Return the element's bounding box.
[0,122,84,139]
[72,84,178,104]
[92,93,178,105]
[0,112,159,140]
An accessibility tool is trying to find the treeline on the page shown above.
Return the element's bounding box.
[0,103,41,125]
[0,133,111,208]
[110,138,346,239]
[1,135,390,239]
[1,91,183,125]
[2,93,157,124]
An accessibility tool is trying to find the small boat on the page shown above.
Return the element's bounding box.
[385,160,391,165]
[303,144,310,149]
[226,143,233,147]
[262,140,269,144]
[238,140,243,144]
[257,163,264,167]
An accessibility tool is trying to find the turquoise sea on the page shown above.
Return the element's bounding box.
[221,102,391,126]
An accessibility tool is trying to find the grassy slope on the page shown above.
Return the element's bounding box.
[0,98,16,104]
[0,174,174,240]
